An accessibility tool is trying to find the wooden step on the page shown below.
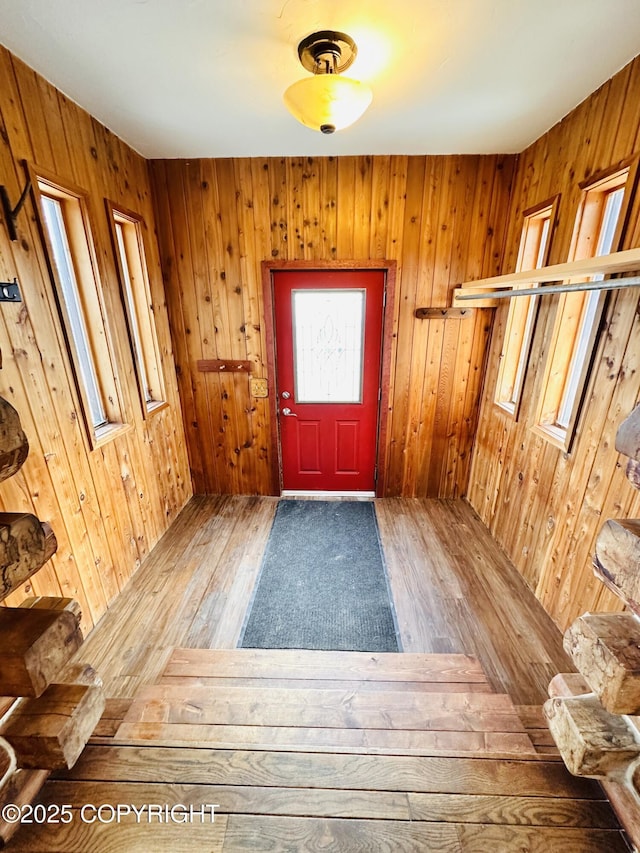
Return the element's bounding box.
[8,812,627,853]
[161,647,490,685]
[7,815,629,853]
[36,778,619,827]
[115,648,537,756]
[6,642,625,852]
[223,815,627,853]
[160,674,495,693]
[115,721,535,757]
[10,740,624,851]
[123,683,528,732]
[564,612,640,713]
[59,744,604,798]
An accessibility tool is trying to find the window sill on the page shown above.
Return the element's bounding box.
[93,421,133,449]
[143,400,169,420]
[529,422,569,451]
[494,399,517,419]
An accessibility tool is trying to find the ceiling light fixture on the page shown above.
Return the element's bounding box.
[283,30,373,135]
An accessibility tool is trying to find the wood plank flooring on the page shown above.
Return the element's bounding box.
[7,496,630,851]
[115,648,535,757]
[63,496,573,705]
[12,647,625,852]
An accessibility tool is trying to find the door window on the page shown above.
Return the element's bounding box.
[292,289,365,403]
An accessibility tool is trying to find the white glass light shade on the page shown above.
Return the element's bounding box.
[283,74,372,133]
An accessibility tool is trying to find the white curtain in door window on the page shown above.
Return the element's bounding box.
[292,289,365,403]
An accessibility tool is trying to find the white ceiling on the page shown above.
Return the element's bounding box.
[1,0,639,159]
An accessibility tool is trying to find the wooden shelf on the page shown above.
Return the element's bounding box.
[452,247,640,306]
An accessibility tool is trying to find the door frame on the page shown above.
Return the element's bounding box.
[261,260,397,497]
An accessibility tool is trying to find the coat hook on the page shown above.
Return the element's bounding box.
[0,177,32,242]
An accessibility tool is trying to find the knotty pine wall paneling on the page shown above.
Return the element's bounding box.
[468,56,640,632]
[0,48,191,632]
[150,153,515,498]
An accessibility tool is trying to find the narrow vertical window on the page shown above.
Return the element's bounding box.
[534,167,632,448]
[555,187,624,429]
[494,199,557,417]
[108,205,165,415]
[36,177,125,444]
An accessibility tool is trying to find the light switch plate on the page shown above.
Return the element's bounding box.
[250,377,268,398]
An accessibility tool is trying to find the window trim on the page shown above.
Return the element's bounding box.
[494,195,559,419]
[30,166,128,448]
[531,158,639,451]
[105,200,167,419]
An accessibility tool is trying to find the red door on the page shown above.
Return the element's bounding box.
[273,269,384,493]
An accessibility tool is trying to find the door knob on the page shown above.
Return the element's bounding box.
[281,407,297,417]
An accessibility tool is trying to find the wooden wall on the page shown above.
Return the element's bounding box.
[0,47,192,633]
[3,40,638,640]
[468,56,640,632]
[150,154,514,497]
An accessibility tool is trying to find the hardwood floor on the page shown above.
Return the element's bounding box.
[377,498,576,705]
[13,647,625,852]
[66,495,573,706]
[64,495,279,698]
[8,496,629,851]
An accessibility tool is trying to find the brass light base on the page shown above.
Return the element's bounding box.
[297,31,357,75]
